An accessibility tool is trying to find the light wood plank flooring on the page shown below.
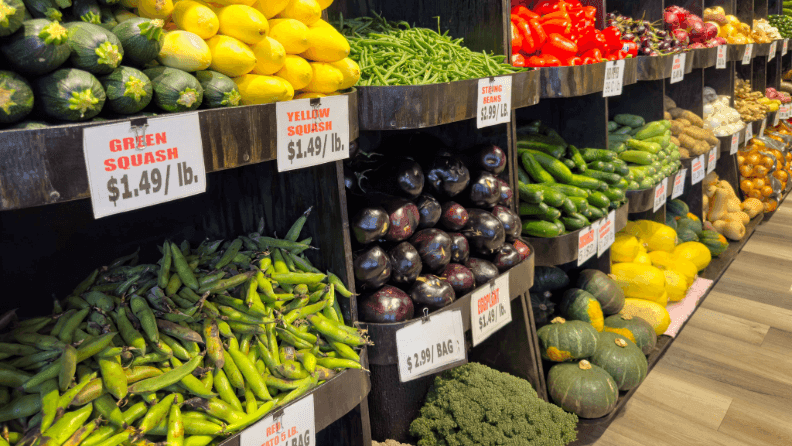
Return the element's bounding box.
[591,200,792,446]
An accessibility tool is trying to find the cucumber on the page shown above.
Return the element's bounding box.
[584,169,621,185]
[521,220,563,238]
[517,137,566,158]
[614,177,629,190]
[568,196,589,213]
[521,152,555,184]
[517,182,544,204]
[607,121,619,132]
[518,202,550,217]
[619,150,654,165]
[608,141,627,153]
[568,145,587,172]
[524,150,574,184]
[608,133,631,143]
[587,160,607,171]
[600,162,615,173]
[587,191,610,208]
[613,125,633,135]
[611,161,629,176]
[643,133,671,149]
[627,180,640,190]
[562,158,576,170]
[581,148,617,162]
[588,206,605,220]
[603,187,626,202]
[580,206,594,220]
[517,166,531,184]
[561,214,590,231]
[568,174,605,190]
[560,198,576,215]
[548,184,589,198]
[638,177,654,189]
[651,161,662,172]
[533,184,567,207]
[614,113,645,128]
[634,121,667,140]
[625,139,661,154]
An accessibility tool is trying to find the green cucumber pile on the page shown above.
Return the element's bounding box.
[607,114,682,190]
[517,120,630,238]
[0,209,367,446]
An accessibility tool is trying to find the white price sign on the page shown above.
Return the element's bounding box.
[670,53,686,84]
[577,225,597,266]
[707,147,718,174]
[240,394,314,446]
[730,131,740,155]
[82,114,206,219]
[775,110,781,126]
[276,95,350,172]
[745,121,753,141]
[396,310,466,382]
[743,44,753,65]
[602,59,625,97]
[691,155,706,185]
[672,169,687,199]
[784,105,791,120]
[470,274,512,346]
[653,177,668,212]
[597,211,616,258]
[770,41,778,61]
[784,39,789,56]
[760,118,767,137]
[716,45,727,69]
[477,76,512,128]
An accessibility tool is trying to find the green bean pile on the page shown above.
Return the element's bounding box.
[335,14,526,86]
[0,207,368,446]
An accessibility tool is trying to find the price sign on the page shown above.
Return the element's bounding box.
[707,147,718,174]
[577,225,597,266]
[760,118,767,137]
[276,95,350,172]
[670,53,686,84]
[653,177,668,212]
[396,310,466,382]
[691,154,706,185]
[602,59,625,97]
[730,131,740,155]
[82,114,206,219]
[770,41,778,61]
[672,169,687,199]
[470,274,512,346]
[716,45,727,69]
[241,394,314,446]
[784,39,789,56]
[743,44,753,65]
[477,76,512,128]
[597,211,616,258]
[745,121,753,141]
[784,105,791,120]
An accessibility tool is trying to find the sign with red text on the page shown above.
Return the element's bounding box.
[276,95,349,172]
[477,76,512,128]
[770,41,778,61]
[240,394,314,446]
[691,155,706,185]
[743,44,753,65]
[672,168,687,199]
[578,225,597,266]
[670,53,686,84]
[731,131,740,155]
[745,121,753,140]
[784,39,789,56]
[470,274,512,346]
[707,147,718,174]
[717,45,727,69]
[82,113,206,219]
[602,60,625,97]
[760,117,767,137]
[597,211,615,258]
[396,310,466,382]
[653,176,668,212]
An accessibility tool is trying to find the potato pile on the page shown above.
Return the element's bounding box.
[735,79,777,121]
[664,96,718,158]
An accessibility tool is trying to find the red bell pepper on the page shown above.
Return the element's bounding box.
[565,56,583,66]
[527,54,562,67]
[602,26,622,52]
[581,48,602,60]
[542,19,572,36]
[540,10,570,23]
[616,50,629,60]
[528,18,547,51]
[577,29,607,55]
[582,5,596,19]
[542,33,578,60]
[511,17,536,54]
[512,53,526,67]
[620,40,638,57]
[582,56,598,65]
[532,0,561,15]
[510,22,524,54]
[511,5,539,21]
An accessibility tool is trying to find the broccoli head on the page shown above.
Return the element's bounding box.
[409,362,578,446]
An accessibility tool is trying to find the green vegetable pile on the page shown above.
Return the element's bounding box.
[409,362,578,446]
[335,14,525,86]
[0,208,368,446]
[607,115,682,190]
[770,14,792,37]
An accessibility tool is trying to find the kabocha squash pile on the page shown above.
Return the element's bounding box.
[0,210,368,446]
[0,0,359,127]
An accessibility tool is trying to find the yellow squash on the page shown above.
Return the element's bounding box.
[663,270,687,302]
[158,30,212,72]
[234,74,290,104]
[268,18,309,54]
[609,263,666,302]
[217,5,268,44]
[672,242,712,271]
[250,37,286,75]
[206,35,257,77]
[611,233,642,263]
[622,220,678,253]
[172,0,219,39]
[619,299,671,336]
[299,22,349,62]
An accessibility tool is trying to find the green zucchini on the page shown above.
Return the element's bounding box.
[581,148,617,162]
[608,133,631,143]
[562,158,576,170]
[521,152,555,184]
[71,0,100,21]
[548,184,589,198]
[9,120,48,130]
[614,113,645,128]
[608,141,626,153]
[561,213,590,231]
[0,19,71,76]
[0,0,25,37]
[568,145,587,172]
[587,191,610,208]
[98,7,118,30]
[64,22,124,75]
[111,18,164,67]
[22,0,62,21]
[634,121,667,140]
[643,133,671,149]
[607,121,619,132]
[568,197,589,213]
[0,70,34,124]
[613,126,632,135]
[521,220,563,238]
[619,150,654,165]
[144,66,204,112]
[99,66,153,114]
[517,166,532,184]
[625,139,661,154]
[568,174,605,191]
[583,169,621,185]
[195,70,241,108]
[34,68,106,122]
[518,182,544,204]
[517,138,566,158]
[523,150,574,184]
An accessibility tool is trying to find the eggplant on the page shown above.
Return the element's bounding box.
[513,239,532,261]
[474,144,507,175]
[409,228,452,272]
[439,202,468,231]
[350,207,390,245]
[497,178,513,205]
[415,194,441,229]
[353,245,391,290]
[359,285,414,323]
[464,258,500,286]
[424,155,470,198]
[382,197,420,242]
[491,244,521,271]
[491,205,521,240]
[409,275,455,308]
[448,232,470,263]
[461,209,505,255]
[388,242,422,285]
[467,171,501,208]
[359,157,424,199]
[440,263,475,296]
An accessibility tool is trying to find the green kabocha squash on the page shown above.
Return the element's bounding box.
[547,359,619,419]
[536,317,598,362]
[99,66,152,114]
[530,266,570,294]
[143,66,203,112]
[0,70,34,124]
[665,211,677,230]
[590,332,648,391]
[0,19,71,76]
[675,213,702,235]
[667,199,689,219]
[602,314,657,355]
[111,18,164,67]
[530,291,555,326]
[676,227,699,243]
[0,0,25,37]
[698,230,728,257]
[577,269,625,315]
[35,68,105,121]
[64,22,124,75]
[195,70,241,108]
[558,289,604,332]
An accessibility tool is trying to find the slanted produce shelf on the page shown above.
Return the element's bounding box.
[218,355,372,446]
[692,47,717,70]
[0,90,359,211]
[361,255,534,366]
[728,44,749,62]
[718,129,745,153]
[623,57,639,87]
[572,213,764,445]
[538,62,609,98]
[753,42,773,57]
[355,70,539,130]
[526,202,629,266]
[625,176,675,214]
[636,51,694,81]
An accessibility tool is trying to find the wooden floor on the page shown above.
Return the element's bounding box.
[591,201,792,446]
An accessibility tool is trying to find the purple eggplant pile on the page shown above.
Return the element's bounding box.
[347,143,532,323]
